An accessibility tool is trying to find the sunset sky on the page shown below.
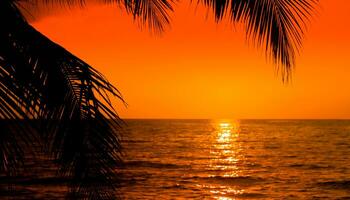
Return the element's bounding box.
[31,0,350,119]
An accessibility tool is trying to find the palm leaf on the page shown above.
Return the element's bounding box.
[2,1,124,198]
[200,0,318,80]
[126,0,174,33]
[18,0,174,33]
[0,0,42,177]
[22,22,123,200]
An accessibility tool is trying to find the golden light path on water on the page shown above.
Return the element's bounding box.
[210,120,244,199]
[117,120,350,199]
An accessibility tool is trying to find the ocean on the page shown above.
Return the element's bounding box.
[2,119,350,199]
[119,119,350,199]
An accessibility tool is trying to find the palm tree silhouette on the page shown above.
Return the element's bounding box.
[0,0,317,199]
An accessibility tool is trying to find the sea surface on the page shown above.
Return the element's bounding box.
[119,119,350,199]
[1,119,350,199]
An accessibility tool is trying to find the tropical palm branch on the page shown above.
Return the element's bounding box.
[200,0,318,80]
[1,0,124,198]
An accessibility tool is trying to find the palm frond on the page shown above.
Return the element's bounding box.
[1,1,124,198]
[18,0,174,33]
[126,0,174,33]
[24,24,123,200]
[0,0,41,176]
[200,0,318,80]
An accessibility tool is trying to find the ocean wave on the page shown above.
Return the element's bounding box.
[197,175,265,185]
[287,163,334,170]
[161,184,187,190]
[232,192,267,198]
[122,139,149,144]
[124,161,190,169]
[316,180,350,190]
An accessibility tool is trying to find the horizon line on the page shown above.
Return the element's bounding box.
[121,118,350,120]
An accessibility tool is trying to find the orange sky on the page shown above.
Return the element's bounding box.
[32,0,350,119]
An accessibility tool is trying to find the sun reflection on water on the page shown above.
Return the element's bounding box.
[208,120,244,199]
[211,121,241,171]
